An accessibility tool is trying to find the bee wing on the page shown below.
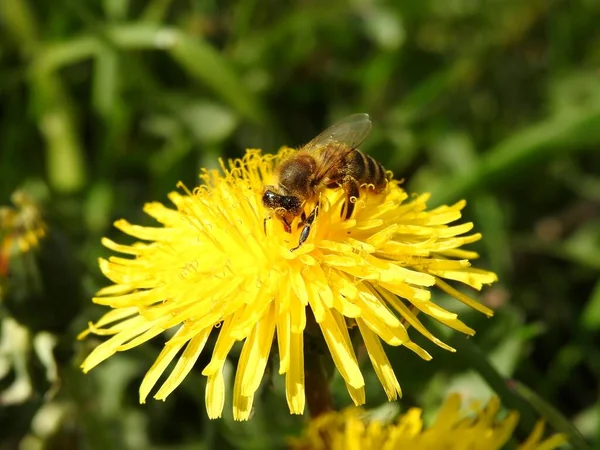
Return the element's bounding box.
[302,113,372,152]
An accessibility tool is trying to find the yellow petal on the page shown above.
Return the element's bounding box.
[286,331,305,415]
[139,327,188,403]
[155,327,212,400]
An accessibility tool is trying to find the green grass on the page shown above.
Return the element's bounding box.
[1,0,599,448]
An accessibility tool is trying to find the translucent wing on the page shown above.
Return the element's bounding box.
[302,113,372,152]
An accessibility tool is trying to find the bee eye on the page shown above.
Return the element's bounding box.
[282,196,301,213]
[262,190,278,208]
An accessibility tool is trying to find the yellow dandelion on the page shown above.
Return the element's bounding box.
[80,148,497,420]
[290,393,567,450]
[1,190,47,296]
[0,191,47,267]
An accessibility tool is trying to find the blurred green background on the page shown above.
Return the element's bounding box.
[1,0,599,449]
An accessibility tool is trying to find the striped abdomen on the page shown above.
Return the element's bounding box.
[344,148,388,192]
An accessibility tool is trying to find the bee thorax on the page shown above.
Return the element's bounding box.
[277,154,316,199]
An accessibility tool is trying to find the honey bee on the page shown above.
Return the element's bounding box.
[262,113,389,250]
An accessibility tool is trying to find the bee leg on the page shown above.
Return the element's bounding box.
[290,205,319,252]
[264,215,292,234]
[282,217,292,233]
[342,178,360,220]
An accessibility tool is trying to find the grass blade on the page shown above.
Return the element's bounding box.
[431,108,600,205]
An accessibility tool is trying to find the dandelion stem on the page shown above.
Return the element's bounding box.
[305,352,333,418]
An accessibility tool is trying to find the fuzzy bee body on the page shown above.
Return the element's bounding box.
[262,114,389,250]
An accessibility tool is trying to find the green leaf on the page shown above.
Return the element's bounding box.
[30,73,87,193]
[514,380,591,450]
[31,23,268,123]
[581,278,600,331]
[430,107,600,205]
[167,31,266,123]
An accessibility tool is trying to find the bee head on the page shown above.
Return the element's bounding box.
[262,189,302,216]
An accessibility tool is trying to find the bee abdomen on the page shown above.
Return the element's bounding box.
[355,150,387,191]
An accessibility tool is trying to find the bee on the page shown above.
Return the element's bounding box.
[262,113,389,251]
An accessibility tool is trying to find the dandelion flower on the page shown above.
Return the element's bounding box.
[80,149,497,420]
[0,191,46,267]
[1,190,47,305]
[290,394,567,450]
